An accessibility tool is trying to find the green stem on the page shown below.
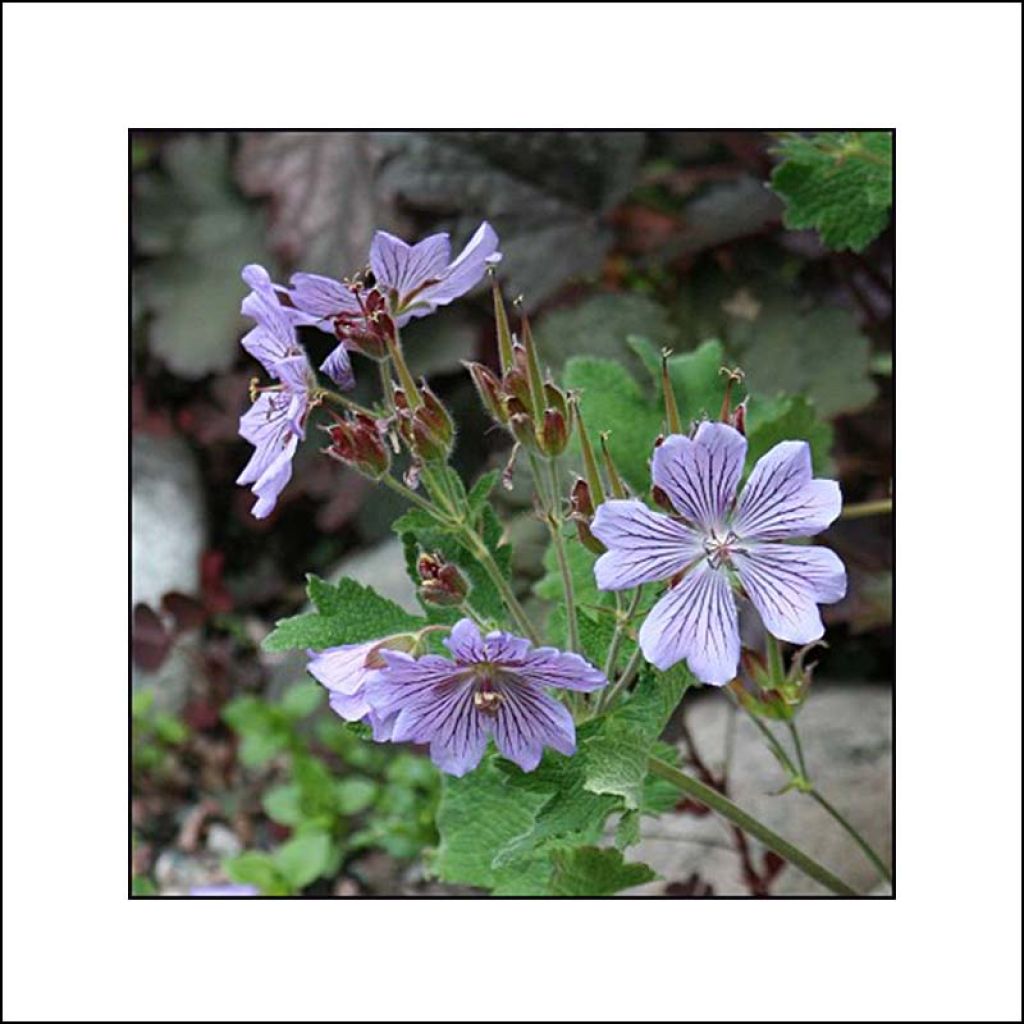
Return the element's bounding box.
[377,359,394,411]
[647,757,859,896]
[319,389,377,419]
[603,587,642,679]
[808,789,892,885]
[379,473,450,522]
[786,720,808,779]
[535,456,579,654]
[841,498,892,520]
[460,528,541,645]
[766,633,786,685]
[597,643,644,714]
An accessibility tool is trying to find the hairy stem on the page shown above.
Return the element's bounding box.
[647,757,859,896]
[460,528,541,645]
[534,456,579,653]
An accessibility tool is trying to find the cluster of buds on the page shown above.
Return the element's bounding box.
[392,382,455,463]
[324,412,390,479]
[463,282,570,459]
[330,279,395,361]
[416,552,469,607]
[727,642,823,721]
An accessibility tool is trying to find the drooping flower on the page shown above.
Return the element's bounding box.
[370,222,501,325]
[236,265,319,519]
[364,618,606,777]
[591,422,846,685]
[306,637,414,741]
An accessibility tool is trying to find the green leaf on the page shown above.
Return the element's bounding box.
[615,811,641,851]
[153,713,188,745]
[770,131,893,252]
[279,680,324,720]
[549,846,657,895]
[335,777,379,815]
[134,134,271,378]
[225,851,288,895]
[238,730,288,768]
[582,663,693,810]
[466,470,499,522]
[263,576,424,653]
[273,831,333,890]
[262,784,304,827]
[432,758,553,892]
[746,393,834,474]
[562,356,663,492]
[535,292,678,370]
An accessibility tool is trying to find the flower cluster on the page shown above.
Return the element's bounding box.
[308,619,607,776]
[236,223,499,518]
[591,421,847,685]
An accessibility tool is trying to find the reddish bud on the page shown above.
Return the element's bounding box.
[325,413,390,478]
[540,408,569,457]
[464,361,508,425]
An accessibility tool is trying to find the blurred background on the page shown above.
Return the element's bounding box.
[131,131,892,896]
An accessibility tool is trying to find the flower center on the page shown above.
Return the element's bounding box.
[704,529,739,570]
[472,676,504,716]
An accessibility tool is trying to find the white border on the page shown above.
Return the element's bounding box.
[4,3,1022,1021]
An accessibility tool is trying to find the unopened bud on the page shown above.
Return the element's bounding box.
[569,477,595,519]
[417,552,469,607]
[419,382,454,446]
[325,413,390,479]
[731,399,747,436]
[464,361,508,425]
[539,407,569,457]
[502,367,532,411]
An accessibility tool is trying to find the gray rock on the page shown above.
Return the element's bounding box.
[205,823,243,859]
[328,537,420,614]
[132,433,206,609]
[154,849,226,896]
[626,683,892,896]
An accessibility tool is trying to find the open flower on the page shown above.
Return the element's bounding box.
[591,423,846,685]
[236,265,318,519]
[306,639,406,742]
[369,222,500,325]
[365,619,606,776]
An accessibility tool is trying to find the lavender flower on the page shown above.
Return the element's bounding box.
[190,884,258,897]
[364,619,606,777]
[306,640,401,742]
[591,423,846,685]
[369,222,501,325]
[236,265,318,519]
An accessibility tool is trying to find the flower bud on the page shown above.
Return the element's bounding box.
[464,361,508,425]
[539,407,569,457]
[569,477,604,554]
[419,382,454,447]
[417,552,469,607]
[502,367,532,412]
[325,413,390,479]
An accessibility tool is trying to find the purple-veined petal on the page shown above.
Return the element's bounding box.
[444,617,488,663]
[638,560,740,684]
[240,264,302,372]
[307,642,378,721]
[652,424,747,532]
[592,499,704,590]
[732,543,847,644]
[416,221,500,308]
[492,681,576,772]
[506,647,608,693]
[391,677,488,777]
[319,343,355,390]
[247,434,298,519]
[287,272,360,328]
[732,441,841,541]
[370,231,451,298]
[237,394,296,484]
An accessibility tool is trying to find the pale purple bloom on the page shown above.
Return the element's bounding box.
[370,222,501,325]
[190,884,258,897]
[306,641,396,742]
[284,272,361,385]
[591,423,846,685]
[237,265,318,519]
[364,619,606,777]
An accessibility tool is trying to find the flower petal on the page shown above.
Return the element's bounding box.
[287,272,360,328]
[592,499,704,590]
[732,441,841,540]
[319,343,355,390]
[307,643,378,721]
[248,433,298,519]
[652,424,747,532]
[240,264,302,372]
[444,618,488,662]
[733,543,847,644]
[492,682,576,772]
[638,561,740,684]
[370,230,451,298]
[506,647,608,693]
[417,221,500,310]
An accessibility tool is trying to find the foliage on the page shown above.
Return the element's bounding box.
[769,131,893,252]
